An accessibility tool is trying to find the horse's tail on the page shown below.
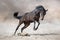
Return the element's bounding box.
[14,12,22,19]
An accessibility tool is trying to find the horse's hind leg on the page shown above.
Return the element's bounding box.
[14,24,20,35]
[14,21,22,35]
[21,22,30,33]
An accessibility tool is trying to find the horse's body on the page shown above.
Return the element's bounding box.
[13,5,48,35]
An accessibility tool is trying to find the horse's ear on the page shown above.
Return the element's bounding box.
[46,9,48,12]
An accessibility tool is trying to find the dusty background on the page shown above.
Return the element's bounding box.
[0,0,60,40]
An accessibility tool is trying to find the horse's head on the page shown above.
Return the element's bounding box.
[36,5,48,20]
[40,9,48,20]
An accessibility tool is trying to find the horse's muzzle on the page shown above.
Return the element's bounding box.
[41,18,44,20]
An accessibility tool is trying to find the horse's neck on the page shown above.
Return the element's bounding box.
[31,9,38,13]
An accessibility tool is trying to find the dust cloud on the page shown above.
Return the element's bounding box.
[0,0,60,21]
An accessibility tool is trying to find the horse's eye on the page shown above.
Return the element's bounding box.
[43,12,46,16]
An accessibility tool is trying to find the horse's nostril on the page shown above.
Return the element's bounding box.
[41,18,43,20]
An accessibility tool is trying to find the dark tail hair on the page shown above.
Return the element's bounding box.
[14,12,22,19]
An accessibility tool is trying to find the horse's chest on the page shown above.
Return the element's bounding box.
[34,14,40,19]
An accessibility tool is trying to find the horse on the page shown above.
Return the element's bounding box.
[13,5,48,35]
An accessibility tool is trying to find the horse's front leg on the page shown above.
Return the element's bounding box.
[33,21,36,30]
[34,20,40,30]
[36,20,40,30]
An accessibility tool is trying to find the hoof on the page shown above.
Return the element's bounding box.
[17,33,30,36]
[33,28,38,31]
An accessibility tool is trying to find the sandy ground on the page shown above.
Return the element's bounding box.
[0,34,60,40]
[0,20,60,40]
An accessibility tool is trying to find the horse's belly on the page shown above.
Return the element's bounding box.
[23,14,35,22]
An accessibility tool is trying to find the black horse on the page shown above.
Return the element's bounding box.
[13,5,48,35]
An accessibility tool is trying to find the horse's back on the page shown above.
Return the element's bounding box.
[21,12,35,21]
